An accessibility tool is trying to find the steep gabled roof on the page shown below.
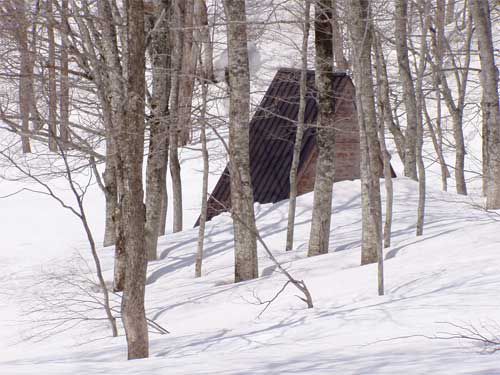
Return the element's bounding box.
[201,68,352,224]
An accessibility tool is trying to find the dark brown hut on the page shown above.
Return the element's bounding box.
[197,67,386,225]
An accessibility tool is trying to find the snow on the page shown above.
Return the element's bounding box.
[1,173,500,374]
[1,1,500,373]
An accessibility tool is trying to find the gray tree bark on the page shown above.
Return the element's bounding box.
[348,1,383,293]
[169,0,185,233]
[120,0,149,360]
[195,80,209,277]
[415,0,430,236]
[145,0,171,261]
[374,32,393,249]
[46,0,58,152]
[12,0,33,153]
[286,0,310,252]
[435,11,473,196]
[471,0,500,209]
[395,0,418,180]
[60,0,70,145]
[223,0,258,282]
[307,0,336,257]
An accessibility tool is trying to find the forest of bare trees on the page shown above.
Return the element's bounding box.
[0,0,498,360]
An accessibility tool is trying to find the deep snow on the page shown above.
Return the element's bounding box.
[1,174,500,374]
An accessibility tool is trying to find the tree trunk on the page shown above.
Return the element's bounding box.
[120,0,149,360]
[103,141,118,247]
[46,0,58,152]
[169,0,185,233]
[471,0,500,209]
[415,0,430,236]
[349,3,383,287]
[195,80,209,277]
[307,0,336,257]
[395,0,418,180]
[374,32,393,249]
[14,0,33,153]
[286,0,310,252]
[145,0,171,261]
[59,0,70,146]
[178,0,197,145]
[331,0,348,70]
[223,0,258,282]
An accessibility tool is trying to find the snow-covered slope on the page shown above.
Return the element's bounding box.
[1,177,499,374]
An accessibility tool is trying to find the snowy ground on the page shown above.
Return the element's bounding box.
[2,2,500,373]
[1,172,500,374]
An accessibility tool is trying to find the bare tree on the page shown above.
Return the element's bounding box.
[414,0,430,236]
[46,0,58,152]
[395,0,418,180]
[348,0,383,294]
[374,31,393,249]
[470,0,500,209]
[145,0,171,261]
[429,6,473,196]
[223,0,258,282]
[169,0,185,233]
[307,0,336,257]
[286,0,310,252]
[119,0,149,359]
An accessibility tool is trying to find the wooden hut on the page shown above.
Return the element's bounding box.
[198,67,376,225]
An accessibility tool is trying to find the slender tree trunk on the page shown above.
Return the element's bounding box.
[331,0,348,70]
[374,32,393,249]
[46,0,58,151]
[103,140,118,247]
[145,0,171,261]
[415,0,430,236]
[120,0,149,360]
[373,32,406,168]
[471,0,500,209]
[170,0,184,233]
[159,157,168,235]
[437,10,473,196]
[349,3,383,289]
[395,0,418,180]
[223,0,258,282]
[178,0,197,145]
[307,0,336,257]
[15,0,33,153]
[59,0,69,146]
[195,80,209,277]
[286,0,310,252]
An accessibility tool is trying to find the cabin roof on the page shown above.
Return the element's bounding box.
[201,68,353,223]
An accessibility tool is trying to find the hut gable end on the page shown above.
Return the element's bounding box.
[199,68,360,225]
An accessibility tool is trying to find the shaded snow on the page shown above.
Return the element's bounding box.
[1,176,500,374]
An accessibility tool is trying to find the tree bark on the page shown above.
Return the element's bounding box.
[415,0,430,236]
[169,0,184,233]
[59,0,70,145]
[374,32,393,249]
[195,80,209,277]
[395,0,418,180]
[348,2,383,287]
[120,0,149,360]
[13,0,33,153]
[223,0,258,282]
[46,0,58,152]
[286,0,310,252]
[145,0,171,261]
[307,0,336,257]
[471,0,500,209]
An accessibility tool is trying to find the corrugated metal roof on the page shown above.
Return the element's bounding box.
[199,67,352,225]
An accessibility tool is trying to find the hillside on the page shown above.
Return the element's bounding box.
[1,176,499,374]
